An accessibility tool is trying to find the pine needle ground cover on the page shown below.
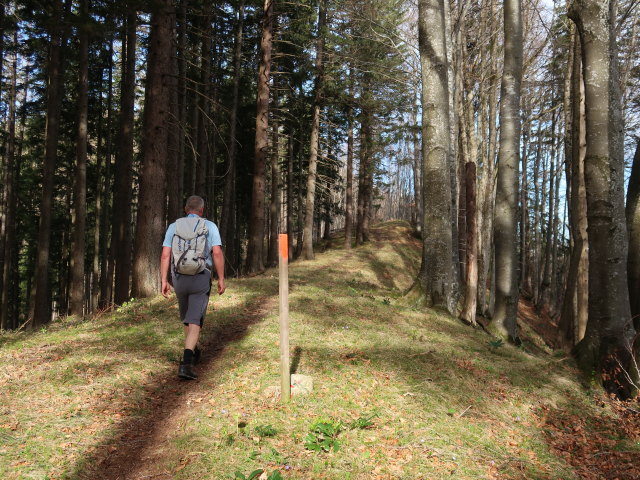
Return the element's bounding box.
[1,221,639,479]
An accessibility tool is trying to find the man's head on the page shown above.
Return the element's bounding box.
[184,195,205,215]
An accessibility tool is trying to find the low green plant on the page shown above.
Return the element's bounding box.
[304,419,344,453]
[233,470,282,480]
[254,424,278,438]
[488,338,504,349]
[349,413,378,430]
[117,299,137,313]
[233,469,263,480]
[263,447,286,465]
[248,451,260,461]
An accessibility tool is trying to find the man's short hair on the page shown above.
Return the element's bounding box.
[185,195,205,213]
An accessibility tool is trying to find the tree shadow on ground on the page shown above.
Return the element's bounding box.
[67,292,275,480]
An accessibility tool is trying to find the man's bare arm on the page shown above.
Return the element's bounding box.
[212,245,226,295]
[160,246,172,297]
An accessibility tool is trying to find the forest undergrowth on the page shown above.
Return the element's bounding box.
[1,220,639,479]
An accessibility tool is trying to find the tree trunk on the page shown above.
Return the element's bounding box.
[411,103,423,235]
[246,0,273,274]
[110,8,137,305]
[456,27,467,284]
[0,3,6,303]
[69,0,89,316]
[267,87,280,268]
[302,0,327,261]
[195,10,212,198]
[539,117,557,309]
[324,191,332,240]
[416,0,456,313]
[519,98,531,295]
[174,0,187,216]
[493,0,522,342]
[166,18,181,223]
[323,125,333,241]
[531,120,544,304]
[570,0,637,399]
[220,0,245,275]
[296,138,304,258]
[1,29,18,330]
[92,78,104,314]
[32,0,65,327]
[626,139,640,330]
[58,190,72,316]
[551,128,563,311]
[460,162,478,326]
[361,111,374,242]
[132,0,174,298]
[355,106,370,246]
[286,128,294,261]
[477,0,498,317]
[344,67,355,249]
[446,0,460,300]
[558,31,589,348]
[208,22,221,221]
[99,38,115,308]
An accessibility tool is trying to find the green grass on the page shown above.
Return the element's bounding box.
[1,221,636,479]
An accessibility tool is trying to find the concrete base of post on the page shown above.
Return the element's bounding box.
[264,374,314,401]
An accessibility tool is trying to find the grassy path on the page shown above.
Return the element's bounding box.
[1,221,638,479]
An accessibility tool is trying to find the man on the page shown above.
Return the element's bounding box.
[160,195,226,380]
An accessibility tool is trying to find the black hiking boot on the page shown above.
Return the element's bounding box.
[178,361,198,380]
[193,345,202,365]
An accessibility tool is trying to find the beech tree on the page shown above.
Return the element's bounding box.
[416,0,457,313]
[557,30,588,348]
[570,0,638,398]
[627,140,640,330]
[493,0,522,342]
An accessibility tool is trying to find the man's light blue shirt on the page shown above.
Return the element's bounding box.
[163,214,222,268]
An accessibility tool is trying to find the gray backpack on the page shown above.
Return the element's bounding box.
[171,217,209,275]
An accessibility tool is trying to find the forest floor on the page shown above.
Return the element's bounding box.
[1,220,639,480]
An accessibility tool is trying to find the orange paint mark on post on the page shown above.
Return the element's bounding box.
[279,234,288,259]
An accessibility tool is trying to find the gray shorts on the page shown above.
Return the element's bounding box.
[171,269,211,326]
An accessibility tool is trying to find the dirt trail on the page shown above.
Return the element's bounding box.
[73,296,275,480]
[69,224,640,480]
[76,226,405,479]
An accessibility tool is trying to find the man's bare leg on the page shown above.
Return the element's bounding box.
[184,324,201,351]
[179,324,201,380]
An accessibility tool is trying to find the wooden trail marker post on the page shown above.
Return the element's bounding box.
[279,234,291,402]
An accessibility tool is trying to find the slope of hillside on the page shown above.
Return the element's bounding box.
[1,221,638,479]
